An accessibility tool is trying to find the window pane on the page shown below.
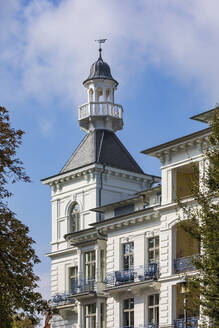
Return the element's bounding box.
[149,238,154,248]
[130,298,134,309]
[130,255,134,268]
[91,303,96,313]
[155,307,159,324]
[123,312,129,326]
[155,236,159,247]
[124,299,129,309]
[155,294,159,305]
[91,317,96,328]
[149,295,154,306]
[124,243,129,254]
[155,249,159,262]
[149,251,154,261]
[91,251,96,261]
[130,310,134,325]
[148,308,153,323]
[124,256,129,270]
[130,242,134,253]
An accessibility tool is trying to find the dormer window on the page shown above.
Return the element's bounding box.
[70,203,80,233]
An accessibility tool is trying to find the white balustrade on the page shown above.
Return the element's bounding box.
[78,102,123,120]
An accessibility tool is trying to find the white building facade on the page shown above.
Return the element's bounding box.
[42,47,212,328]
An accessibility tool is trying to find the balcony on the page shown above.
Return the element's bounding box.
[78,102,123,119]
[174,317,198,328]
[78,102,123,132]
[71,277,96,294]
[174,255,199,273]
[119,325,159,328]
[51,292,76,307]
[105,263,158,289]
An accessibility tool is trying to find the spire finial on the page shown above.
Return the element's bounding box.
[95,39,107,59]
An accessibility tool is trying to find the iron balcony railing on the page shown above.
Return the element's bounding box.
[105,263,159,288]
[174,255,199,273]
[78,102,123,120]
[119,325,159,328]
[51,292,76,306]
[71,277,96,294]
[174,317,198,328]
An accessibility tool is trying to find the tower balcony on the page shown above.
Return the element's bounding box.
[78,101,123,132]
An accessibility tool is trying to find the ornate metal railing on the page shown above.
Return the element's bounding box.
[71,277,96,294]
[119,325,159,328]
[78,102,123,120]
[51,292,76,306]
[174,317,198,328]
[105,263,159,288]
[174,255,199,273]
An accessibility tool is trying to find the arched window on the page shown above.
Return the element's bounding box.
[69,203,80,233]
[106,88,111,101]
[96,88,103,102]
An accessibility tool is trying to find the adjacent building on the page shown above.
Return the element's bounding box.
[42,46,213,328]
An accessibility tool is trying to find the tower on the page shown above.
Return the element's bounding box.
[42,44,159,327]
[79,41,123,133]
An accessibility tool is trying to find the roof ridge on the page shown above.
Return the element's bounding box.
[111,132,144,173]
[97,130,105,162]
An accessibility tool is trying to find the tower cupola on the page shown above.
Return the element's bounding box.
[78,40,123,133]
[83,48,118,86]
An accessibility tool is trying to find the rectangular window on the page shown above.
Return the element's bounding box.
[123,298,134,327]
[85,251,96,281]
[69,266,78,293]
[148,237,159,264]
[85,303,96,328]
[123,242,134,270]
[148,294,159,325]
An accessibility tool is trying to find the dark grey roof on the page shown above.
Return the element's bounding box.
[83,53,118,85]
[60,129,144,174]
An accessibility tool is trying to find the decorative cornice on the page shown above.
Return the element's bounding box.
[93,209,160,234]
[142,128,211,165]
[42,164,156,194]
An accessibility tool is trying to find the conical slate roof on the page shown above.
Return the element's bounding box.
[60,130,144,174]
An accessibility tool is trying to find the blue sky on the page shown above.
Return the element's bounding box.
[1,0,218,301]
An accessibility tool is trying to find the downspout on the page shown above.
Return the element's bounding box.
[97,131,105,222]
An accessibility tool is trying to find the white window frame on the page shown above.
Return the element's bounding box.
[84,250,96,281]
[123,298,134,327]
[69,266,78,293]
[148,236,159,264]
[123,242,134,270]
[85,303,96,328]
[148,294,159,325]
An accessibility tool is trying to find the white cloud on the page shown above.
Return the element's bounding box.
[1,0,219,107]
[39,117,54,136]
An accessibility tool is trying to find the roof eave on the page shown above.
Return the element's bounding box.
[141,128,211,157]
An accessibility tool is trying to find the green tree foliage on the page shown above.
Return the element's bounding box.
[0,107,49,326]
[12,314,36,328]
[178,109,219,327]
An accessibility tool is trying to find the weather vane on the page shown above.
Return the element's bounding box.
[95,39,107,57]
